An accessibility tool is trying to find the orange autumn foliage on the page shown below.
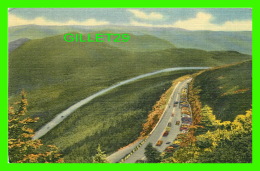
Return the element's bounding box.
[140,75,191,137]
[8,90,64,163]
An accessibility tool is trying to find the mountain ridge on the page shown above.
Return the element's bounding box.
[9,25,252,54]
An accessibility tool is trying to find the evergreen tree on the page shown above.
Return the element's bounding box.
[144,143,161,163]
[8,91,64,163]
[92,144,109,163]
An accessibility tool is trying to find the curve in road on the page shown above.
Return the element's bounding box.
[33,67,209,140]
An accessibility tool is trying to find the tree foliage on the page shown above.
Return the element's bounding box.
[144,143,161,163]
[8,91,64,163]
[163,105,252,163]
[92,144,109,163]
[198,133,252,163]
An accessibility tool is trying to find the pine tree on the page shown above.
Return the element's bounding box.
[92,144,109,163]
[8,91,64,163]
[144,143,161,163]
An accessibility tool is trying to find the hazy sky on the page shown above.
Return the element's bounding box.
[8,8,252,31]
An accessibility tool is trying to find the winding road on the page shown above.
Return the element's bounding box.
[121,78,191,163]
[33,67,209,140]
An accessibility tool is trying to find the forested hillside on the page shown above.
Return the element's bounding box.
[162,61,252,163]
[192,60,252,121]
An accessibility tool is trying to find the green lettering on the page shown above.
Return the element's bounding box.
[96,34,104,42]
[80,34,86,42]
[64,33,74,42]
[87,34,95,42]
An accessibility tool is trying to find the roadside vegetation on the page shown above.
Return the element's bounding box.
[161,61,252,163]
[162,106,251,163]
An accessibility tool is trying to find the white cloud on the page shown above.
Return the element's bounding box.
[128,9,163,20]
[8,14,110,27]
[129,12,252,31]
[172,12,252,31]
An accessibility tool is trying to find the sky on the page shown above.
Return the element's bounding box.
[8,8,252,31]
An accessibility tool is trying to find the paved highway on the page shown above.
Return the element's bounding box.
[123,78,192,163]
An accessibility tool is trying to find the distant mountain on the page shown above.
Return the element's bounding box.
[105,33,176,52]
[153,30,252,55]
[9,25,92,42]
[9,25,252,54]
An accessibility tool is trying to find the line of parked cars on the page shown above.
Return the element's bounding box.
[179,87,192,133]
[162,87,192,153]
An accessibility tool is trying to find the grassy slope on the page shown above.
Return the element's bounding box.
[9,34,251,130]
[193,60,252,121]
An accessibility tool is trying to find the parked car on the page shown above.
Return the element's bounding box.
[181,104,189,108]
[180,126,189,131]
[166,127,171,131]
[173,139,181,144]
[163,131,169,137]
[181,114,191,118]
[156,140,163,146]
[181,107,189,110]
[164,147,174,153]
[181,110,191,115]
[170,144,180,148]
[182,117,192,122]
[181,108,189,112]
[166,141,171,144]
